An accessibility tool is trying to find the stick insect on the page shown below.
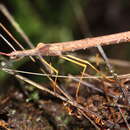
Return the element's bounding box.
[0,4,129,99]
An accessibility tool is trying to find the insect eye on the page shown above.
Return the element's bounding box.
[10,55,17,59]
[10,55,23,61]
[10,54,21,60]
[9,51,20,60]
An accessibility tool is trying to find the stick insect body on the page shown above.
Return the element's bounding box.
[1,28,130,98]
[0,3,130,99]
[6,30,130,59]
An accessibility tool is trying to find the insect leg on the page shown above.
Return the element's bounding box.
[60,55,87,99]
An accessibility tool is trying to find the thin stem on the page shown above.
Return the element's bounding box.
[0,4,34,49]
[0,33,16,51]
[0,23,24,50]
[2,69,101,119]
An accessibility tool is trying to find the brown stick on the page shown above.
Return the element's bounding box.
[8,31,130,58]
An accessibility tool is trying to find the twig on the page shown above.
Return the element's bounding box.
[1,68,101,118]
[0,4,34,49]
[118,106,130,130]
[2,66,130,80]
[79,109,100,130]
[1,67,117,98]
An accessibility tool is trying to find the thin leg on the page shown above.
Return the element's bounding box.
[60,55,87,99]
[66,55,100,73]
[60,54,107,99]
[66,55,111,80]
[40,57,59,93]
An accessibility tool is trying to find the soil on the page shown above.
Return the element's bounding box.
[0,87,93,130]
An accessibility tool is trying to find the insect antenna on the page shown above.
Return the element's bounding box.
[0,33,16,51]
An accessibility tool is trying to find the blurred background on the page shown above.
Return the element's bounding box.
[0,0,130,91]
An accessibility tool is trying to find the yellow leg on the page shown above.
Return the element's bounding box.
[60,55,87,99]
[40,57,58,93]
[49,62,58,93]
[60,54,108,99]
[66,55,100,73]
[65,55,111,80]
